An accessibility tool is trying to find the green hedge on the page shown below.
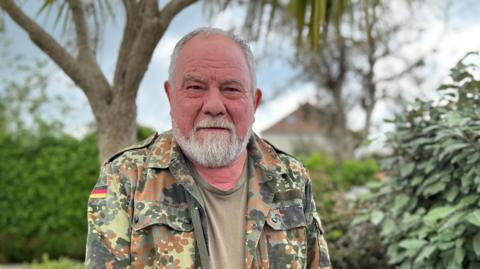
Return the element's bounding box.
[0,133,98,262]
[0,127,154,262]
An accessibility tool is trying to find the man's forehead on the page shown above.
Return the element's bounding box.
[174,35,251,83]
[181,74,246,86]
[177,35,248,65]
[181,34,240,50]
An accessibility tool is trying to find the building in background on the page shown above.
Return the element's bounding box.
[261,103,336,155]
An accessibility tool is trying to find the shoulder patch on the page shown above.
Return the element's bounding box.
[104,132,158,164]
[90,185,107,199]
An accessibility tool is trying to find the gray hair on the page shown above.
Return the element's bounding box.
[168,27,257,91]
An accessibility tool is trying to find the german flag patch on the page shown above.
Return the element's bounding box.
[90,186,107,199]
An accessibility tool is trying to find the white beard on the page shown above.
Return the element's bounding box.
[172,117,251,168]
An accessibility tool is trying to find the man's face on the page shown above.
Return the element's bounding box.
[165,34,262,167]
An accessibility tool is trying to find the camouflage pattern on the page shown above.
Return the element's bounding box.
[86,130,332,269]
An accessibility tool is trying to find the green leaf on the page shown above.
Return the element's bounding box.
[381,219,395,236]
[455,195,478,209]
[393,194,410,211]
[473,232,480,257]
[454,239,465,265]
[352,214,370,225]
[466,210,480,226]
[410,176,423,186]
[370,210,384,225]
[400,163,415,177]
[414,245,436,264]
[401,213,421,227]
[445,186,459,202]
[411,137,433,147]
[422,181,446,196]
[398,239,427,250]
[437,241,455,250]
[424,206,456,225]
[439,143,469,160]
[366,180,383,189]
[467,153,480,164]
[424,161,436,174]
[438,212,466,232]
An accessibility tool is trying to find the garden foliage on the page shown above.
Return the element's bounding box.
[0,127,154,262]
[301,153,392,268]
[29,254,83,269]
[362,52,480,269]
[0,133,98,262]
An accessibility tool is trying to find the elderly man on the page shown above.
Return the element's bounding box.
[86,27,332,269]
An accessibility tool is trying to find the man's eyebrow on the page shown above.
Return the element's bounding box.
[220,79,245,88]
[181,75,206,87]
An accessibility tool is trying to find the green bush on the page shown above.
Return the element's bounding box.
[29,254,83,269]
[0,126,155,262]
[302,153,379,191]
[361,52,480,269]
[0,133,99,262]
[301,153,391,268]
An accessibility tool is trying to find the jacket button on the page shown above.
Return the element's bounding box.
[134,216,140,224]
[184,218,192,224]
[272,216,280,223]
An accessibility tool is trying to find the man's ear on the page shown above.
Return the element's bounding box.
[253,88,262,111]
[164,80,173,105]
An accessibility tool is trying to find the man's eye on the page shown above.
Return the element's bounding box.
[224,87,241,92]
[186,85,204,90]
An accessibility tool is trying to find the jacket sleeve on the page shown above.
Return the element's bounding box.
[305,177,333,269]
[85,161,133,269]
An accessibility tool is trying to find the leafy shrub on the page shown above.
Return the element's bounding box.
[29,254,82,269]
[302,153,379,191]
[302,153,391,268]
[361,52,480,269]
[0,133,99,262]
[0,127,155,262]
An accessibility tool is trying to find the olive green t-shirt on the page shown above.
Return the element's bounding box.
[192,160,250,269]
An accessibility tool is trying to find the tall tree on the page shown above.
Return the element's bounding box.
[242,0,438,159]
[0,0,196,161]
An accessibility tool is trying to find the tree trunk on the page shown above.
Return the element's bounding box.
[0,0,198,163]
[331,88,355,160]
[91,95,137,163]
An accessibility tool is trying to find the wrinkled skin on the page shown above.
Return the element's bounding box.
[164,34,261,145]
[85,131,332,269]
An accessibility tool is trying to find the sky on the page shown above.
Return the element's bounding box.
[2,0,480,146]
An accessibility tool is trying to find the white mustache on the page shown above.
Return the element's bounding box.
[194,118,234,132]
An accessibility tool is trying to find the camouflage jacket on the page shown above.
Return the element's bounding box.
[86,131,332,269]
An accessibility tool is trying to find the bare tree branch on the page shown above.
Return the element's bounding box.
[67,0,93,61]
[0,0,112,102]
[118,0,162,98]
[376,58,424,83]
[1,0,115,121]
[159,0,197,28]
[113,0,142,88]
[0,0,84,89]
[117,0,197,99]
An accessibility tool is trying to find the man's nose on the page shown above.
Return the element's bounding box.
[202,88,226,116]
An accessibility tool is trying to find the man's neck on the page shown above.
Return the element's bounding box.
[192,150,248,191]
